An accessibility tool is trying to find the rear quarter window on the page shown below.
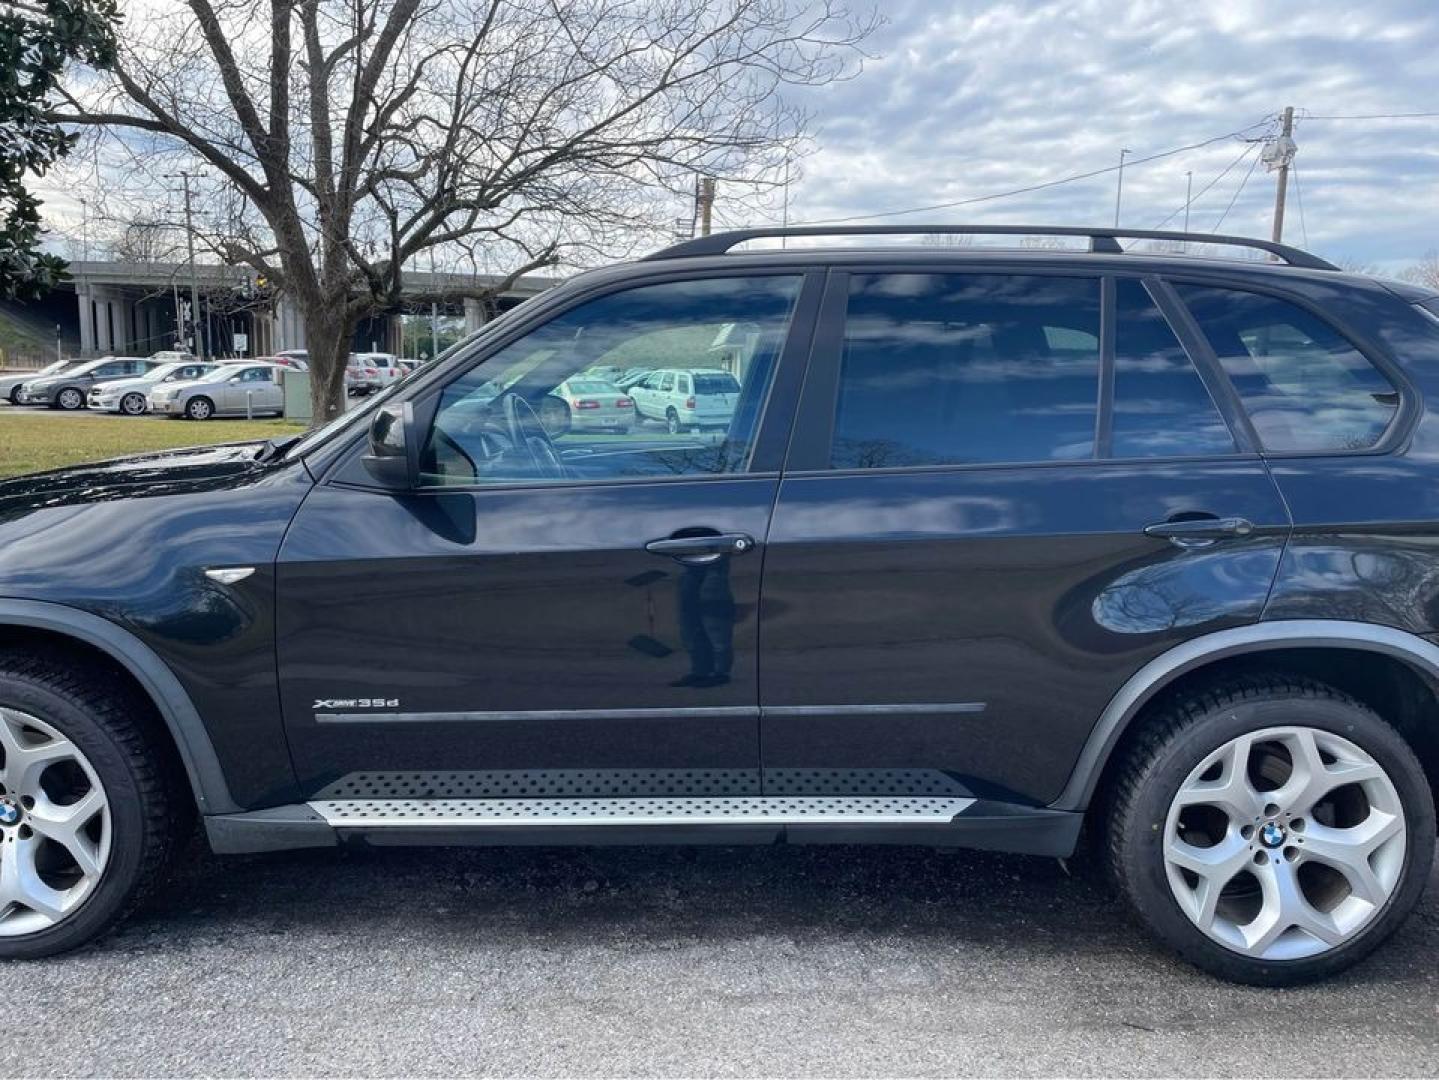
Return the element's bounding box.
[1174,283,1399,454]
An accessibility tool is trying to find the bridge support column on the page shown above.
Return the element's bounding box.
[76,283,95,357]
[94,294,113,355]
[464,297,488,335]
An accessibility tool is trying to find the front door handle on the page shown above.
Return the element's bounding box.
[645,532,756,565]
[1143,515,1255,548]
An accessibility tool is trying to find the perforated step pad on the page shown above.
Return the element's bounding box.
[313,768,970,801]
[309,794,975,828]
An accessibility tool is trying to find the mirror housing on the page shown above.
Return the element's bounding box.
[362,401,420,489]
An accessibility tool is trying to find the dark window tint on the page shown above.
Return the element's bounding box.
[832,274,1101,469]
[694,373,740,394]
[1176,284,1398,453]
[1111,279,1236,458]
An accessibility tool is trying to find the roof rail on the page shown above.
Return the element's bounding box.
[644,225,1339,271]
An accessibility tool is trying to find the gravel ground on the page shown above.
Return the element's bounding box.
[5,840,1437,1077]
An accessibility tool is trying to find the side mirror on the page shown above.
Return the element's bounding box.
[363,401,420,489]
[228,376,241,385]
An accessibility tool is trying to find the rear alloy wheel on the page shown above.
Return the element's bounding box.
[119,393,147,417]
[183,396,214,421]
[1107,677,1435,984]
[55,387,84,411]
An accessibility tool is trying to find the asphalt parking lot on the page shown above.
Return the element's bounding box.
[6,839,1437,1077]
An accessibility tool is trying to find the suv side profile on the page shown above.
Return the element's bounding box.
[1,225,1437,984]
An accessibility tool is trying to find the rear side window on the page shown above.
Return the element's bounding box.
[694,373,740,394]
[1111,280,1236,458]
[831,273,1101,469]
[1176,284,1398,453]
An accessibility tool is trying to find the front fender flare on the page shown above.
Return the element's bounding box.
[0,598,238,814]
[1053,619,1439,813]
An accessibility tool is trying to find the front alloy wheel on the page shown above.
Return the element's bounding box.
[55,388,84,411]
[119,393,147,416]
[0,710,111,937]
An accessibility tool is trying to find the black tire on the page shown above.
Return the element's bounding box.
[183,396,214,421]
[1106,674,1435,985]
[666,408,680,435]
[6,386,19,405]
[0,650,191,959]
[119,392,147,417]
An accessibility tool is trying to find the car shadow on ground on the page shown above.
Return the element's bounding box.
[109,836,1439,986]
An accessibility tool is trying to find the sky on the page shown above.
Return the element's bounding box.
[738,0,1439,273]
[38,0,1439,274]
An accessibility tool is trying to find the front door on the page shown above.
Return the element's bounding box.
[276,271,818,800]
[760,270,1292,807]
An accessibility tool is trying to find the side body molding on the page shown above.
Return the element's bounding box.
[0,598,238,814]
[1052,619,1439,813]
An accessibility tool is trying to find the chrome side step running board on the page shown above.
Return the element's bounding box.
[307,795,975,828]
[203,798,1083,858]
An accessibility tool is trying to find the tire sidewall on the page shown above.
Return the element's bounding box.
[1120,694,1436,984]
[0,675,152,959]
[57,387,84,411]
[185,396,213,421]
[121,393,146,416]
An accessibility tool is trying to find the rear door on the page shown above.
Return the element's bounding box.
[759,269,1292,807]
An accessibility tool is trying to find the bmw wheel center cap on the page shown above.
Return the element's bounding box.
[1260,821,1287,849]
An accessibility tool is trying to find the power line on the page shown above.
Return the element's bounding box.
[1151,142,1259,230]
[793,119,1275,225]
[1211,148,1262,232]
[1301,111,1439,120]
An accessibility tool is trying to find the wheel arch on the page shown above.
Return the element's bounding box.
[0,598,239,814]
[1055,620,1439,814]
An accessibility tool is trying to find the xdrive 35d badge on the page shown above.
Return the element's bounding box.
[0,224,1437,986]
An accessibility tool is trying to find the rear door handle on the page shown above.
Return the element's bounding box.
[1143,516,1255,547]
[645,532,756,565]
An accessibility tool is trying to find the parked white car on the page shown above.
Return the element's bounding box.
[628,367,741,433]
[551,377,635,434]
[88,360,219,415]
[351,352,405,388]
[148,362,286,420]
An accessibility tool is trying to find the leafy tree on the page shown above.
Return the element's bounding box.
[0,0,117,298]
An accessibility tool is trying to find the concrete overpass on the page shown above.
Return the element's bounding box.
[59,261,561,359]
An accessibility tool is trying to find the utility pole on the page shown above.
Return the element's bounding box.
[697,177,716,236]
[1113,149,1129,227]
[429,248,439,361]
[1270,105,1296,244]
[165,171,206,358]
[1183,171,1193,233]
[781,157,792,249]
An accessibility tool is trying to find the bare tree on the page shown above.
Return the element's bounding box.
[49,0,876,422]
[110,216,185,264]
[1400,250,1439,292]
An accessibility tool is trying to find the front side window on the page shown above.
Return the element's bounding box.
[1176,284,1399,453]
[831,273,1102,469]
[1111,279,1237,458]
[420,275,801,486]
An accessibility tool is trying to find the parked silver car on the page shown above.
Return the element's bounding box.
[148,362,286,420]
[88,360,219,415]
[16,356,158,409]
[0,358,78,404]
[628,367,741,433]
[551,377,635,434]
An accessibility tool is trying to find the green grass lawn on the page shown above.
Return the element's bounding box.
[0,411,305,479]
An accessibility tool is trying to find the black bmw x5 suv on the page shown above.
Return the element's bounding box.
[2,224,1437,983]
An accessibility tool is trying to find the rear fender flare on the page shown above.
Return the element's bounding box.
[1053,619,1439,812]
